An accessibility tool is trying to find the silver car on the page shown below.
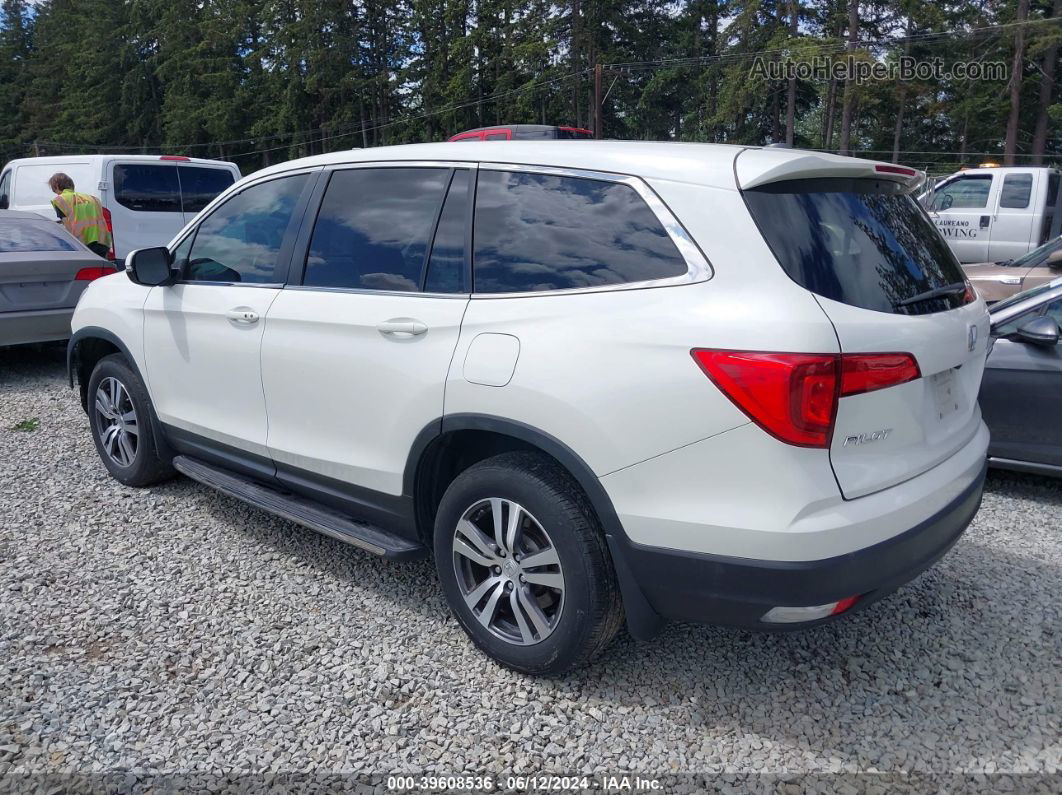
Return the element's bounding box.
[0,210,113,347]
[981,276,1062,476]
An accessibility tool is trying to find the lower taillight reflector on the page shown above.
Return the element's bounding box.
[762,595,860,624]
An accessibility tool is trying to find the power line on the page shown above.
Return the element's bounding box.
[32,69,590,158]
[226,70,589,160]
[16,17,1062,162]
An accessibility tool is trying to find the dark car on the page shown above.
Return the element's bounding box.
[0,210,115,346]
[980,276,1062,476]
[448,124,594,142]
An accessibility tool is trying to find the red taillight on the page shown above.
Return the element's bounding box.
[840,354,920,397]
[101,206,115,261]
[159,155,190,161]
[74,266,117,281]
[692,349,922,448]
[691,350,840,448]
[961,280,976,305]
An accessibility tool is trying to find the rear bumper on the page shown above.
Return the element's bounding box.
[615,461,986,629]
[0,308,74,347]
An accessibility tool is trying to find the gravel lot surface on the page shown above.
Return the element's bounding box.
[1,345,1060,791]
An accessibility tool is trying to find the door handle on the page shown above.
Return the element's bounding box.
[980,215,991,229]
[377,318,428,337]
[226,308,259,324]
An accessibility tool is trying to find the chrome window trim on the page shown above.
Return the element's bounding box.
[470,161,712,298]
[322,160,479,172]
[285,285,469,299]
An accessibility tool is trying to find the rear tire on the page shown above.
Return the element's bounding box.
[433,451,623,675]
[87,354,174,487]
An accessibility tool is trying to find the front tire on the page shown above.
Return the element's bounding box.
[87,354,174,487]
[434,451,623,675]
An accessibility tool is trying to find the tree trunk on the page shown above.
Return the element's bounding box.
[892,21,912,163]
[1004,0,1030,165]
[1031,0,1061,164]
[838,0,859,155]
[571,0,582,128]
[785,0,799,145]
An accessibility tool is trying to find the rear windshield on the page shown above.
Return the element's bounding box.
[744,178,968,315]
[0,219,77,253]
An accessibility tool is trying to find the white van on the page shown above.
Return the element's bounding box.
[921,166,1061,263]
[0,155,240,260]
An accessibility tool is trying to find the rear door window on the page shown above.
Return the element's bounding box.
[744,178,969,315]
[472,170,688,293]
[999,174,1033,209]
[113,164,181,212]
[15,163,96,206]
[177,167,236,213]
[303,167,450,292]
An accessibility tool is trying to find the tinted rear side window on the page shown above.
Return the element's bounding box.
[473,170,687,293]
[304,167,450,292]
[178,167,236,213]
[1000,174,1033,209]
[113,164,181,212]
[744,178,968,315]
[0,219,77,252]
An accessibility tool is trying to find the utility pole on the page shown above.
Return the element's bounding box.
[593,63,603,139]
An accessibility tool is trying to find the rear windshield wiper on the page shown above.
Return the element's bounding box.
[894,281,967,308]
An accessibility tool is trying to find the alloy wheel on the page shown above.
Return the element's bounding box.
[94,377,139,467]
[451,498,565,646]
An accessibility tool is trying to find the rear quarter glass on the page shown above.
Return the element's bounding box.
[743,178,968,315]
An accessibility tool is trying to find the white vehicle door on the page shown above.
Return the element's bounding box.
[926,172,996,262]
[988,171,1037,262]
[260,163,471,506]
[143,171,316,468]
[107,160,187,259]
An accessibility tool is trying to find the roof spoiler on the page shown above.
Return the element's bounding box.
[735,148,926,193]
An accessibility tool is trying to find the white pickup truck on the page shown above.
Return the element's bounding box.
[921,166,1061,263]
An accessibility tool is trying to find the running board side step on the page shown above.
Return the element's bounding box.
[172,455,426,561]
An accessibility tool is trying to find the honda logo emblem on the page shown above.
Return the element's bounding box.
[968,325,979,352]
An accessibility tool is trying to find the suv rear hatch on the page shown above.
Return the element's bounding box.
[737,150,990,499]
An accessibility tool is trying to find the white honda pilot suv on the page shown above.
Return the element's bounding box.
[69,141,991,675]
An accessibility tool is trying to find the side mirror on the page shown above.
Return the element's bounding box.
[0,193,8,210]
[1015,315,1060,347]
[939,194,954,211]
[1047,249,1062,270]
[126,247,174,287]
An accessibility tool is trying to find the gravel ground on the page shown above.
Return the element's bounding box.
[1,344,1060,791]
